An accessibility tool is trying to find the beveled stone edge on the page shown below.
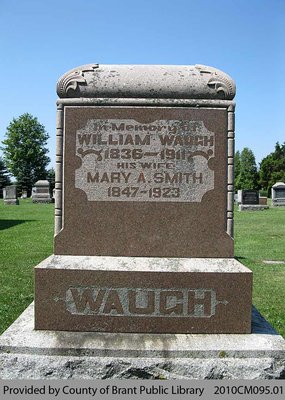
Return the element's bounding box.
[34,255,253,273]
[56,98,235,107]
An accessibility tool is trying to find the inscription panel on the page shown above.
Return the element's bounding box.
[242,190,259,205]
[55,107,233,257]
[75,119,215,202]
[275,189,285,198]
[35,264,252,333]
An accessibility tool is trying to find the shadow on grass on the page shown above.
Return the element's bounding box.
[235,256,246,261]
[252,306,278,335]
[0,219,35,230]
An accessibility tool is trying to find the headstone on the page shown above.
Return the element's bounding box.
[3,185,19,205]
[241,190,259,205]
[34,64,252,334]
[259,196,267,205]
[272,182,285,206]
[237,189,242,204]
[32,180,52,203]
[239,190,269,211]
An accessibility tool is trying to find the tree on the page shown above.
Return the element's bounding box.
[1,113,50,195]
[259,142,285,196]
[0,157,11,196]
[234,150,241,190]
[236,147,259,190]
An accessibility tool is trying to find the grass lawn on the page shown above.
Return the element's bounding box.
[0,199,284,337]
[0,199,54,333]
[235,205,285,337]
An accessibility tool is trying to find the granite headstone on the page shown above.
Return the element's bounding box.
[34,64,252,334]
[32,180,52,203]
[272,182,285,207]
[239,190,269,211]
[3,185,19,205]
[241,190,259,205]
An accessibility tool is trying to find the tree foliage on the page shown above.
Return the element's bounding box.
[259,142,285,196]
[0,157,11,193]
[235,147,258,190]
[1,113,50,195]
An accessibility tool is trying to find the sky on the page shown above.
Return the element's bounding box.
[0,0,284,169]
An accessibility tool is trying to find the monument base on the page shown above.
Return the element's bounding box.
[34,255,252,334]
[0,304,284,379]
[272,202,285,207]
[32,198,53,203]
[239,205,269,211]
[4,199,19,205]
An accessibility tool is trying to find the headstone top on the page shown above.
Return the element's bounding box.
[34,180,50,187]
[272,182,285,188]
[56,64,236,100]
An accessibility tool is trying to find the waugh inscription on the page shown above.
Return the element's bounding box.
[63,286,228,318]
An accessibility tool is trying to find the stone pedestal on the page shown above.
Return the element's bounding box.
[0,304,284,379]
[4,198,19,205]
[34,255,252,334]
[32,180,52,203]
[239,205,269,211]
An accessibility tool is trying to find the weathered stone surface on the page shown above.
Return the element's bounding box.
[0,305,284,379]
[34,256,252,334]
[56,64,236,100]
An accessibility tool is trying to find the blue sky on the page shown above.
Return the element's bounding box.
[0,0,284,168]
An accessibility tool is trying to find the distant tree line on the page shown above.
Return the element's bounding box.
[0,113,284,198]
[0,113,55,197]
[235,143,285,196]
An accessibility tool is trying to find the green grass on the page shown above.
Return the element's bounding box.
[0,200,284,337]
[0,199,54,333]
[235,205,285,337]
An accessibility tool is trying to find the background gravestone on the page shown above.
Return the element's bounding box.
[34,64,252,334]
[238,189,269,211]
[32,180,52,203]
[241,190,259,205]
[3,185,19,205]
[259,196,267,205]
[272,182,285,207]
